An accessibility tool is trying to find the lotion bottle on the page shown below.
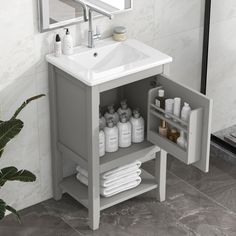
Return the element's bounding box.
[104,105,119,125]
[181,103,191,122]
[130,109,145,143]
[117,113,132,148]
[104,119,118,153]
[54,34,62,57]
[99,128,105,157]
[99,111,106,130]
[117,100,132,120]
[62,28,73,55]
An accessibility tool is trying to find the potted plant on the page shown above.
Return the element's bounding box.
[0,94,45,221]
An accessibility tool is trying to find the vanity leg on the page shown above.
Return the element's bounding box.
[87,86,100,230]
[49,65,63,200]
[155,149,167,202]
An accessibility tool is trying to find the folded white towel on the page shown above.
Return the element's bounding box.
[76,161,141,180]
[76,173,142,197]
[100,170,141,188]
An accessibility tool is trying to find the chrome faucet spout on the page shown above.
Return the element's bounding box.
[74,0,88,21]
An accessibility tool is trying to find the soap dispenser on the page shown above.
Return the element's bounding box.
[104,105,119,125]
[117,113,132,148]
[104,118,119,153]
[62,28,73,55]
[117,99,132,120]
[130,108,145,143]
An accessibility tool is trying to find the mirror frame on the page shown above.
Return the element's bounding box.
[38,0,133,32]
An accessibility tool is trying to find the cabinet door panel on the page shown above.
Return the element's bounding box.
[147,75,213,172]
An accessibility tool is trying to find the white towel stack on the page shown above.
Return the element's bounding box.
[76,161,142,197]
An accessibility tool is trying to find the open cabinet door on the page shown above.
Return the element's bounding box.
[147,75,213,172]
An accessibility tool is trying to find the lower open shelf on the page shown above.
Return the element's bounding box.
[60,169,158,211]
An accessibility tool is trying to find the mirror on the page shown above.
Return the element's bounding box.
[38,0,133,32]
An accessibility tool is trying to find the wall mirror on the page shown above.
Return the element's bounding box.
[38,0,133,32]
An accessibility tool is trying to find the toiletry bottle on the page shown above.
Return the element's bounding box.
[155,89,165,109]
[99,111,106,130]
[130,109,145,143]
[62,28,73,55]
[104,118,119,153]
[159,120,168,137]
[104,105,119,125]
[173,97,181,121]
[167,128,180,143]
[117,113,132,148]
[177,130,187,149]
[117,99,132,120]
[54,34,62,57]
[99,128,105,157]
[165,99,174,118]
[181,102,191,122]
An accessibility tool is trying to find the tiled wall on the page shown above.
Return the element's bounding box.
[207,0,236,133]
[0,0,204,211]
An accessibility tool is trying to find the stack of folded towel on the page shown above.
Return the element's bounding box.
[76,161,142,198]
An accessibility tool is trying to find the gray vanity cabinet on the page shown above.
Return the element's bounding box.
[48,63,212,230]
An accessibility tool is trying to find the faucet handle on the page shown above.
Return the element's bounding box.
[94,26,101,40]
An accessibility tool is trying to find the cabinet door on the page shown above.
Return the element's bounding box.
[147,75,213,172]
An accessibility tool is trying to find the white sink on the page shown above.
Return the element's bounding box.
[46,38,172,86]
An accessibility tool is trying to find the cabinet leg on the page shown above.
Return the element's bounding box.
[155,149,167,202]
[52,150,63,200]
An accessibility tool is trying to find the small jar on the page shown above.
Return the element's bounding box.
[113,26,127,42]
[167,128,180,143]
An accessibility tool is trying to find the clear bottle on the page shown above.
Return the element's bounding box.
[177,130,187,149]
[117,113,132,148]
[155,89,165,109]
[99,111,106,130]
[104,105,119,125]
[181,103,191,122]
[117,99,132,120]
[104,118,118,153]
[130,109,145,143]
[99,129,105,157]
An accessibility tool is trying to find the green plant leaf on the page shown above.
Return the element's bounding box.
[0,119,24,158]
[0,199,7,220]
[0,167,36,187]
[10,94,45,120]
[0,199,21,222]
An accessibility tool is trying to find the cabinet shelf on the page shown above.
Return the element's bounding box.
[60,169,157,211]
[100,139,160,173]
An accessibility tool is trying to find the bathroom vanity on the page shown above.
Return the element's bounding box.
[47,38,212,230]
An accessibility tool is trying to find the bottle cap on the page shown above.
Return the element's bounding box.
[65,28,70,35]
[55,34,61,42]
[158,89,164,97]
[133,108,141,119]
[108,105,115,114]
[113,26,127,34]
[184,102,189,107]
[107,118,114,128]
[120,99,128,109]
[120,113,127,123]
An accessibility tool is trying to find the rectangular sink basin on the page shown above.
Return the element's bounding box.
[46,38,172,86]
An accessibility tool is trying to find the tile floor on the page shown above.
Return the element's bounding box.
[1,145,236,236]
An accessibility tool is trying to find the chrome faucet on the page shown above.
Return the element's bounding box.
[74,0,113,48]
[87,7,113,48]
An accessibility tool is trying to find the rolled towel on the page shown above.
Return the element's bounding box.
[76,172,142,198]
[76,161,141,180]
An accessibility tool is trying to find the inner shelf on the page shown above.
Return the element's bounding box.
[60,169,158,211]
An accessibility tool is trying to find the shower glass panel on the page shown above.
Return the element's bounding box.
[206,1,236,148]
